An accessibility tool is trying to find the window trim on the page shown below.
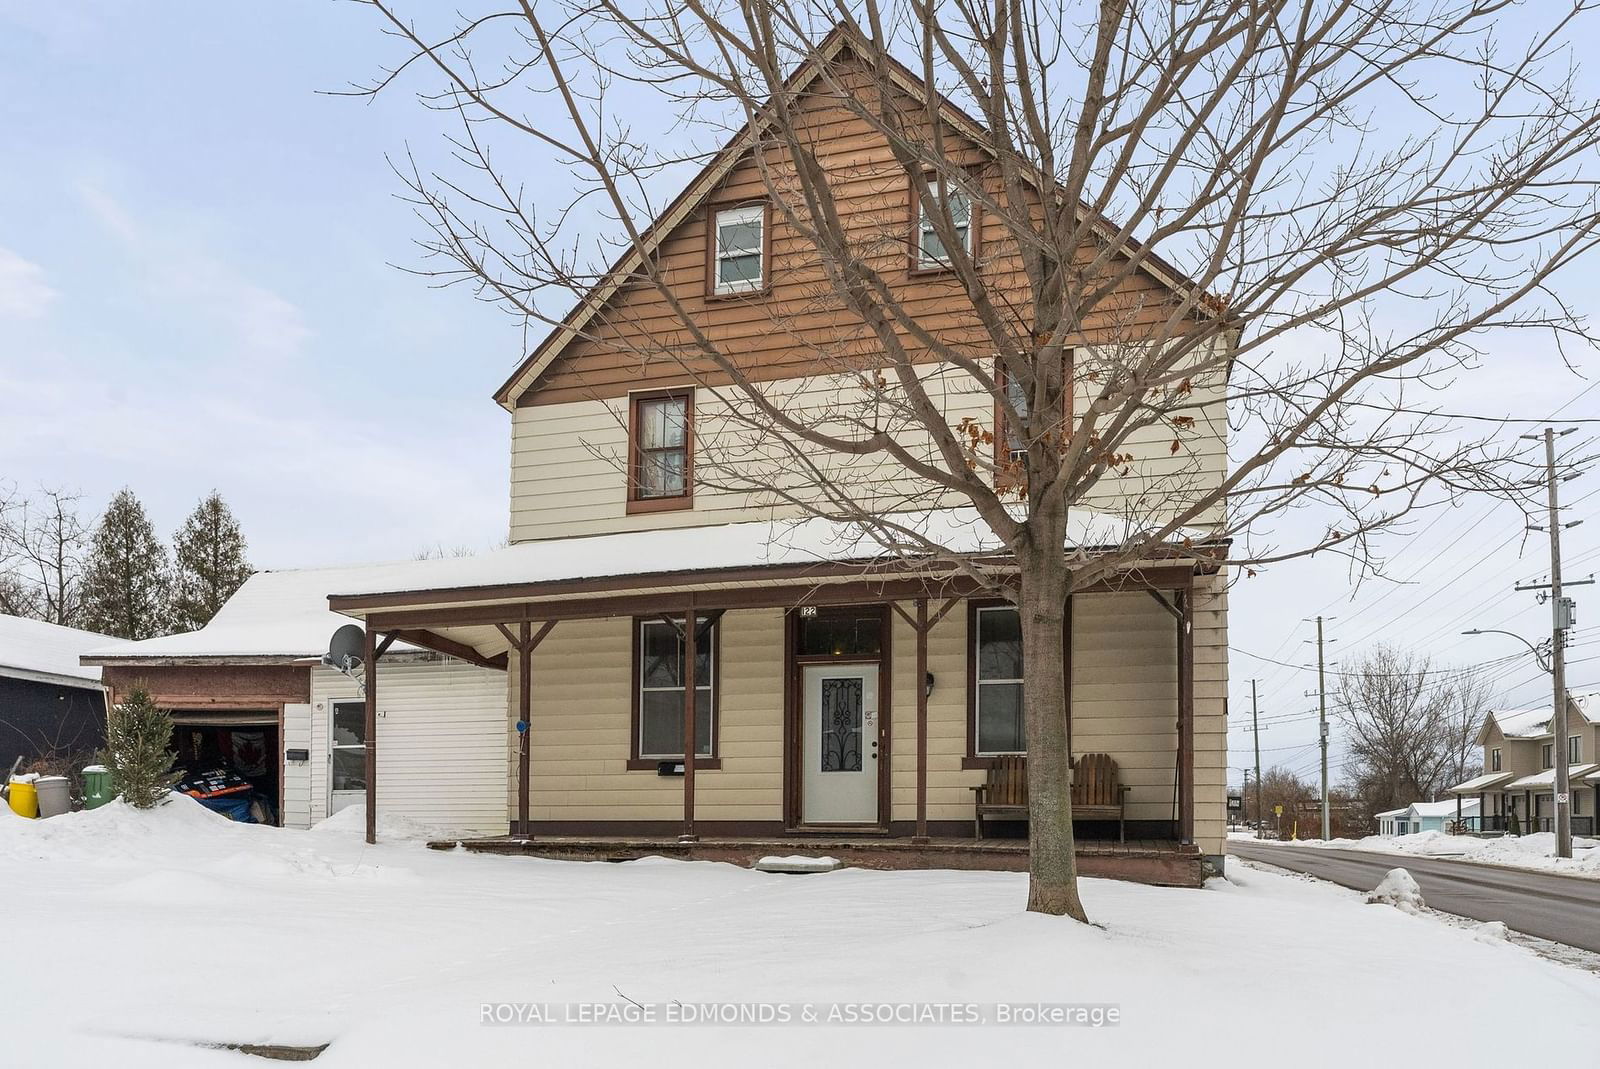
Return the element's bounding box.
[1570,734,1583,763]
[1541,742,1554,769]
[329,698,367,797]
[628,615,722,770]
[705,200,771,299]
[993,355,1074,489]
[1490,746,1501,772]
[908,175,979,274]
[963,597,1071,768]
[625,388,695,514]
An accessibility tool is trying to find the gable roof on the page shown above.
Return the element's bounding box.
[81,566,420,666]
[491,25,1213,411]
[0,614,124,688]
[1478,692,1600,743]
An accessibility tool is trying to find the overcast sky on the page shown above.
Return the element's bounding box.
[2,3,1597,794]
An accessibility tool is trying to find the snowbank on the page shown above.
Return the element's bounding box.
[1280,829,1600,877]
[3,800,1598,1066]
[1364,867,1425,914]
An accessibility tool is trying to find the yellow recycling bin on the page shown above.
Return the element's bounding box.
[7,778,39,819]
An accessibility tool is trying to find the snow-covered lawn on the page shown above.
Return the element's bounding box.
[1272,829,1600,877]
[5,799,1599,1067]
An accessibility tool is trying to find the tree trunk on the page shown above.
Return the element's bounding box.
[1019,553,1087,921]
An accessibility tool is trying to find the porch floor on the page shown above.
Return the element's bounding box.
[426,833,1207,888]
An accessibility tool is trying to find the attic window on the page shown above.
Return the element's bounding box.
[628,390,693,511]
[916,183,972,269]
[712,204,765,294]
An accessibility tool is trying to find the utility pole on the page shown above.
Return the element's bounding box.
[1317,617,1330,840]
[1251,679,1263,830]
[1517,427,1584,858]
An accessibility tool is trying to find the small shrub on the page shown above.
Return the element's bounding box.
[102,684,180,808]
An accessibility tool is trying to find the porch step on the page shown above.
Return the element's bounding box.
[754,854,842,874]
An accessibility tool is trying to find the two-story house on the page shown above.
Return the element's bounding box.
[1449,692,1600,836]
[84,33,1231,885]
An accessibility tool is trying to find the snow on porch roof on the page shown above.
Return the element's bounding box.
[1504,763,1600,791]
[0,613,126,687]
[80,565,424,664]
[1447,772,1515,794]
[322,506,1216,604]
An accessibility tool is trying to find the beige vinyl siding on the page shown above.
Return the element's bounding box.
[312,658,508,835]
[281,702,313,829]
[510,349,1227,543]
[515,609,786,824]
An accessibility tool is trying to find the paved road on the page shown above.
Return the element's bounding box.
[1228,839,1600,953]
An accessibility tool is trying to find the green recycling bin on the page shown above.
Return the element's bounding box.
[81,764,114,810]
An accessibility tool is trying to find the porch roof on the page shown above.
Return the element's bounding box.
[1446,772,1515,794]
[1504,764,1600,791]
[325,505,1216,619]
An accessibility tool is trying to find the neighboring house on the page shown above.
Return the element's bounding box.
[81,567,508,834]
[0,614,124,772]
[1375,799,1479,837]
[1448,693,1600,836]
[308,32,1232,885]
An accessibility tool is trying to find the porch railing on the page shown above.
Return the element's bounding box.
[1456,814,1595,836]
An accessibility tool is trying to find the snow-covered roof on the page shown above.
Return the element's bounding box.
[1447,772,1515,794]
[322,506,1215,604]
[1409,799,1478,819]
[81,566,420,664]
[1505,763,1600,791]
[0,614,125,688]
[1375,807,1408,819]
[1485,693,1600,741]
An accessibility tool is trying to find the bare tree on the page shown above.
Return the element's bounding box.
[0,485,89,625]
[1336,645,1485,816]
[349,2,1600,919]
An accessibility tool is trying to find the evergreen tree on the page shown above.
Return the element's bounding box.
[171,491,251,632]
[102,684,180,808]
[79,488,171,639]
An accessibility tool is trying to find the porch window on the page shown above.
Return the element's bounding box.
[915,182,972,269]
[1542,743,1553,770]
[1571,734,1583,763]
[711,204,765,294]
[629,391,692,508]
[973,606,1025,754]
[1490,747,1501,772]
[635,617,716,760]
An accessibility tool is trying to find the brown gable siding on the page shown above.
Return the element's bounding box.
[515,60,1185,409]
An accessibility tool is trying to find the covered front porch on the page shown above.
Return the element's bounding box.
[324,510,1227,881]
[1448,768,1600,837]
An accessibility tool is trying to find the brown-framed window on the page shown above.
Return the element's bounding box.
[993,354,1075,478]
[971,603,1025,755]
[710,203,766,295]
[628,389,693,512]
[1570,734,1583,763]
[630,616,718,766]
[1542,742,1553,769]
[911,177,975,271]
[1490,746,1501,771]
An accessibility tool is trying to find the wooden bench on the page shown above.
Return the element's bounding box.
[972,753,1132,842]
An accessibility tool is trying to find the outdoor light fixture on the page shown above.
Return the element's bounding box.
[925,672,936,698]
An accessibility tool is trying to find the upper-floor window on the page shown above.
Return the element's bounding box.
[711,204,765,295]
[628,390,692,511]
[1001,369,1029,464]
[1541,742,1553,769]
[1490,747,1501,771]
[1570,734,1583,763]
[915,182,972,269]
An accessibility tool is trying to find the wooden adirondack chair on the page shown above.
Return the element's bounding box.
[972,752,1131,842]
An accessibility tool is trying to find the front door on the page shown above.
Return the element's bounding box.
[801,664,879,824]
[329,699,366,815]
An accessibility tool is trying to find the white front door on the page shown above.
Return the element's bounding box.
[329,699,366,815]
[801,664,879,824]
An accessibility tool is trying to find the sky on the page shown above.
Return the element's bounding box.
[1,3,1597,794]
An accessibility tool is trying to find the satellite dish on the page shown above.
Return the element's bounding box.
[323,624,366,674]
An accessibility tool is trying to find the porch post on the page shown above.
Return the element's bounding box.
[1177,590,1195,846]
[682,594,697,842]
[914,597,929,842]
[1456,794,1462,828]
[363,626,377,845]
[518,621,532,838]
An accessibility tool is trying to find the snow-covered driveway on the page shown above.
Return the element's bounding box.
[5,799,1598,1066]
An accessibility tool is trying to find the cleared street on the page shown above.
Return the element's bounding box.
[1228,839,1600,953]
